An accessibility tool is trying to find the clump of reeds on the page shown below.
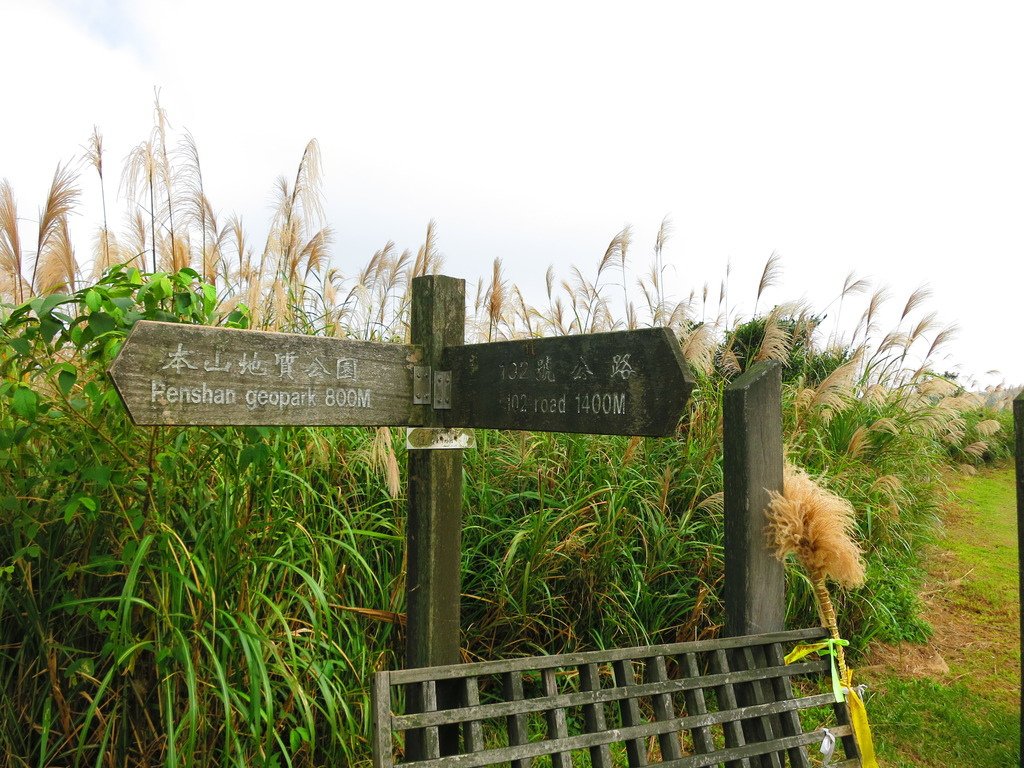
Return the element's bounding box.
[767,465,865,677]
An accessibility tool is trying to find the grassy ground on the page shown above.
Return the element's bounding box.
[863,464,1020,766]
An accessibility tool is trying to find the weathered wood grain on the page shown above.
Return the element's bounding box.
[501,672,531,768]
[371,628,861,768]
[405,275,466,760]
[763,642,812,768]
[385,628,830,684]
[579,662,613,768]
[723,361,785,637]
[723,362,786,768]
[389,659,829,729]
[442,327,693,436]
[108,320,424,426]
[645,654,683,762]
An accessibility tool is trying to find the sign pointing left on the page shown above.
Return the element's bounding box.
[109,321,425,426]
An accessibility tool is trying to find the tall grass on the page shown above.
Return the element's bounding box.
[1,98,1015,765]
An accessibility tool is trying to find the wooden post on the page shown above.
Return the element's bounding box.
[723,361,785,768]
[1014,391,1023,768]
[723,360,785,636]
[406,275,465,757]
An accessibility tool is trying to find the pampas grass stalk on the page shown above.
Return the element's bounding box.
[83,126,113,273]
[0,179,24,304]
[31,164,80,295]
[768,466,866,679]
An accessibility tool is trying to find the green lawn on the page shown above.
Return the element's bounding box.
[866,465,1020,767]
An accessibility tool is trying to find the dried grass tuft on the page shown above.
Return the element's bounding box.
[753,305,797,364]
[34,217,77,294]
[32,164,80,293]
[485,258,507,341]
[926,324,959,360]
[0,179,25,302]
[412,219,443,278]
[370,427,401,498]
[900,285,932,322]
[806,347,863,423]
[754,251,782,311]
[974,419,1002,437]
[719,346,741,377]
[766,466,865,588]
[680,322,717,375]
[963,441,988,459]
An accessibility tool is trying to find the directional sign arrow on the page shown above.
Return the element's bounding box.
[441,327,693,436]
[108,321,425,426]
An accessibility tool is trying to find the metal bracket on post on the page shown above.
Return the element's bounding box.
[413,366,432,405]
[412,367,452,410]
[433,371,452,410]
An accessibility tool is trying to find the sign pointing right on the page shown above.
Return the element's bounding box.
[442,327,693,436]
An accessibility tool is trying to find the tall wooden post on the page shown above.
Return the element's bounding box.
[406,275,465,757]
[407,274,465,667]
[722,361,786,767]
[723,360,785,636]
[1014,391,1023,768]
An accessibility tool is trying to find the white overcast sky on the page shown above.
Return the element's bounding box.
[4,0,1023,388]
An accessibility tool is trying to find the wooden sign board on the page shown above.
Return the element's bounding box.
[108,321,424,426]
[442,327,693,436]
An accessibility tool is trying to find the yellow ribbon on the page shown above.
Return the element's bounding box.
[784,639,848,702]
[785,641,879,767]
[841,669,879,768]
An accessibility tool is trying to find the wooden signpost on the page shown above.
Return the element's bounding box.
[443,328,692,436]
[109,321,424,426]
[110,321,694,436]
[109,274,698,758]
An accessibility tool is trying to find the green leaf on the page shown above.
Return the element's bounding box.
[157,274,173,299]
[63,498,80,524]
[111,296,135,314]
[15,543,41,560]
[39,315,63,342]
[82,466,112,487]
[238,446,257,472]
[88,312,116,337]
[8,337,30,356]
[202,283,217,315]
[37,293,70,320]
[290,727,310,752]
[56,366,77,397]
[85,289,102,313]
[225,304,251,329]
[11,386,38,419]
[173,292,193,315]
